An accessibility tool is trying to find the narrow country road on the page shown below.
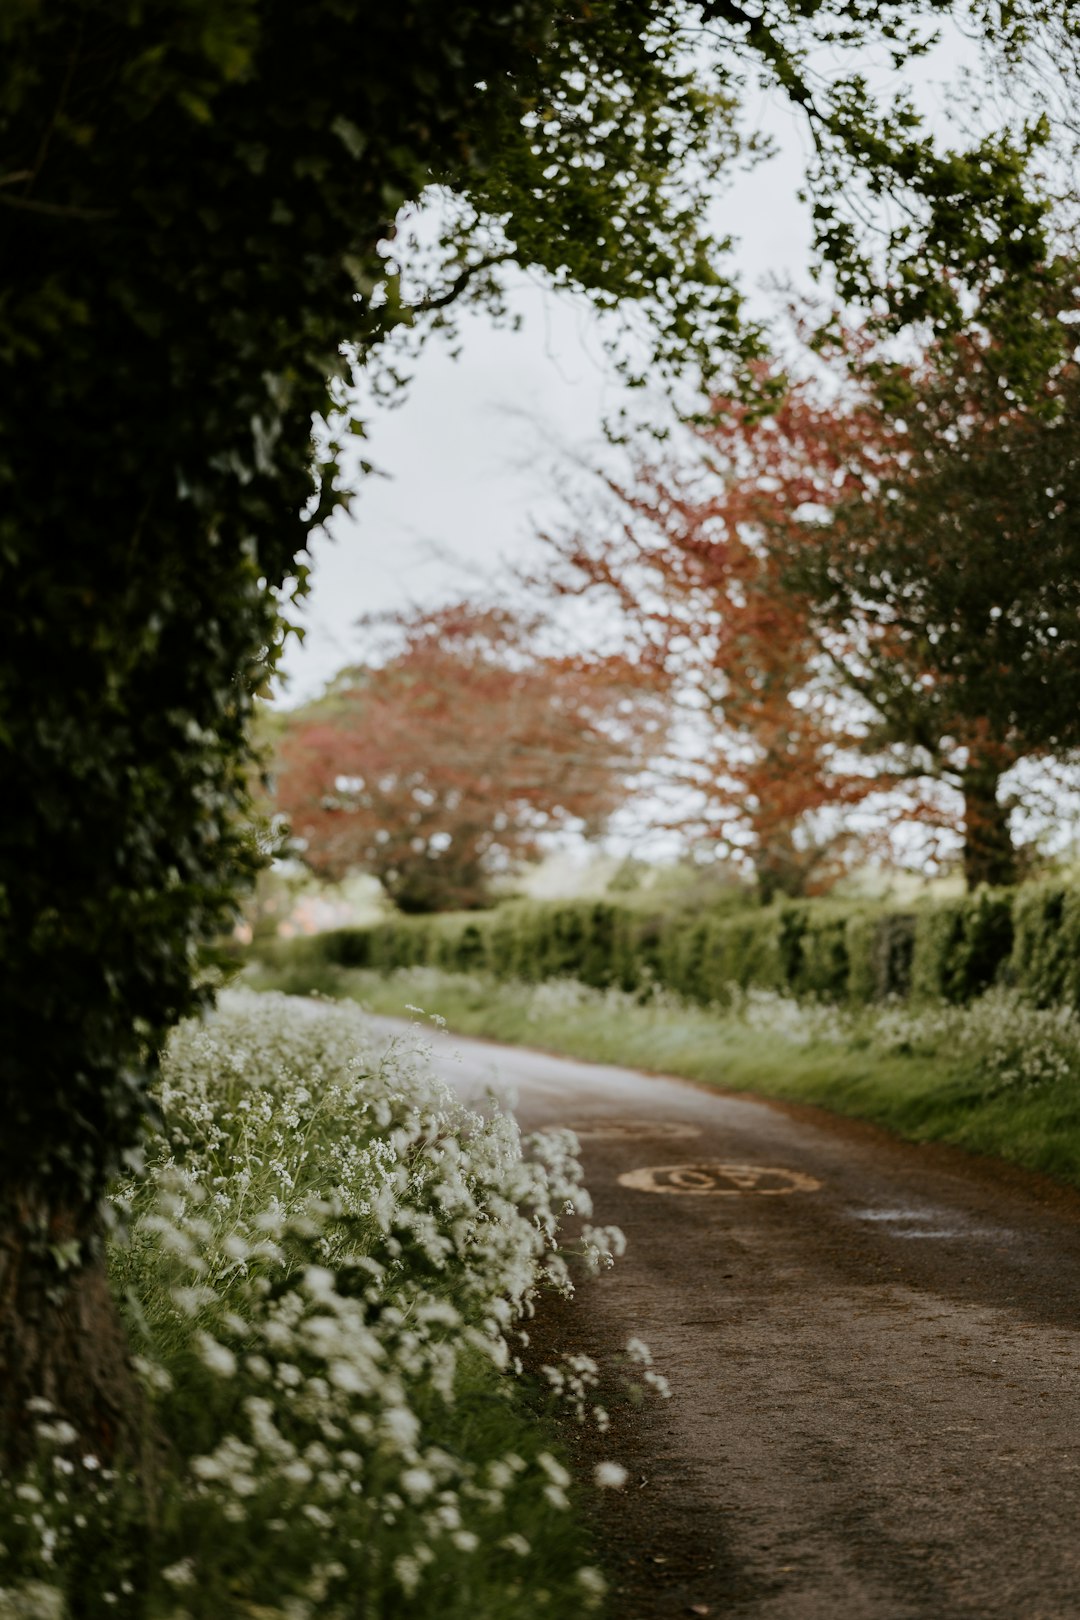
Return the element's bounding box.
[369,1015,1080,1620]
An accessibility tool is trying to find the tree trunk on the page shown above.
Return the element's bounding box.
[0,1185,143,1467]
[754,835,811,906]
[961,766,1017,889]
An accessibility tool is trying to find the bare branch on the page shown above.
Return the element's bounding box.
[407,252,514,315]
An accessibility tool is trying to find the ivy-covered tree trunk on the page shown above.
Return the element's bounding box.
[0,0,561,1467]
[961,765,1017,890]
[0,1190,141,1467]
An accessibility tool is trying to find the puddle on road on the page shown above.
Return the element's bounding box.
[848,1207,1009,1241]
[619,1162,822,1196]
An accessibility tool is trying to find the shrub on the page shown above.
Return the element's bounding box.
[846,911,917,1003]
[793,909,852,999]
[911,889,1013,1003]
[1005,883,1080,1006]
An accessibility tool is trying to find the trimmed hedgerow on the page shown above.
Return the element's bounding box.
[1007,883,1080,1006]
[253,878,1080,1010]
[909,888,1014,1003]
[846,911,918,1004]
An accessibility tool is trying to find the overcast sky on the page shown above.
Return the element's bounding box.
[276,30,979,707]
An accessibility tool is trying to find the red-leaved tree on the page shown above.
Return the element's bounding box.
[274,603,667,911]
[544,370,884,899]
[549,304,1080,891]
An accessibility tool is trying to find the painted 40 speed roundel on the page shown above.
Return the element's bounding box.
[617,1163,822,1196]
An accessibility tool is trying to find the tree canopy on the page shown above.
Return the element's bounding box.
[789,314,1080,887]
[275,605,666,912]
[542,390,877,899]
[549,301,1080,892]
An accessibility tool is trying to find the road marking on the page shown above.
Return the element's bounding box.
[561,1119,702,1142]
[617,1162,822,1196]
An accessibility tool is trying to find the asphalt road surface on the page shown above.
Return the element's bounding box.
[369,1015,1080,1620]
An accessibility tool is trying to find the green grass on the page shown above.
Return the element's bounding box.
[242,955,1080,1190]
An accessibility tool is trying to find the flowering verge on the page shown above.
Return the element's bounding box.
[329,964,1080,1103]
[0,991,623,1619]
[254,962,1080,1188]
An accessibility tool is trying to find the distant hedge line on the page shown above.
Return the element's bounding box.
[253,882,1080,1008]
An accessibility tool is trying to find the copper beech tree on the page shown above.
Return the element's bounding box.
[551,315,1080,892]
[545,377,883,900]
[274,605,668,912]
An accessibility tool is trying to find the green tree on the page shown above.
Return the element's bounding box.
[791,314,1080,889]
[0,0,1058,1462]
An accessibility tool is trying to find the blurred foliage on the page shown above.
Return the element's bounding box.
[273,603,668,913]
[251,875,1080,1011]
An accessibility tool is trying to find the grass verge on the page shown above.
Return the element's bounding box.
[243,955,1080,1190]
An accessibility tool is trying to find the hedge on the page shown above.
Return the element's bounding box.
[253,880,1080,1009]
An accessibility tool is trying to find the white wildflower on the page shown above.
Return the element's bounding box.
[537,1452,571,1489]
[170,1285,216,1316]
[400,1468,436,1502]
[194,1333,236,1379]
[35,1421,77,1447]
[302,1266,336,1301]
[576,1566,607,1598]
[131,1355,173,1393]
[382,1407,420,1450]
[393,1556,422,1596]
[327,1360,367,1395]
[161,1559,197,1588]
[0,1582,65,1619]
